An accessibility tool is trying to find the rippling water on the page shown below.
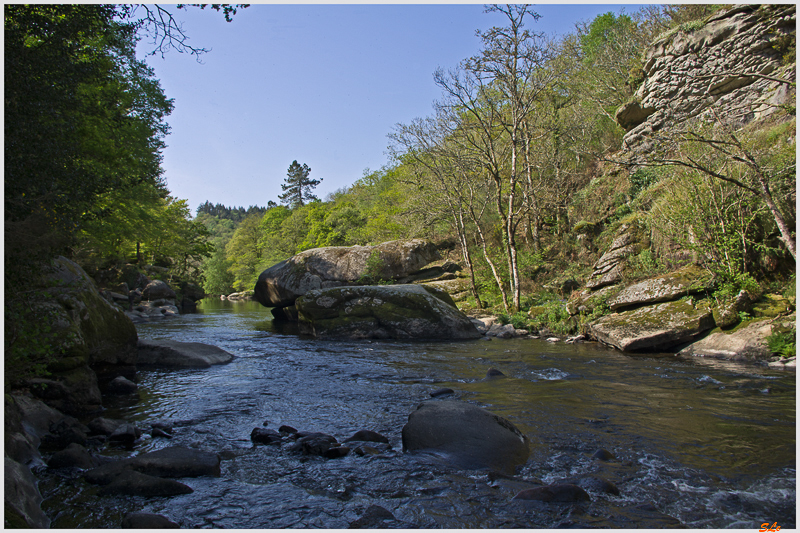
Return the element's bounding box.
[40,299,796,528]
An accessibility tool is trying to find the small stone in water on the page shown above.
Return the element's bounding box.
[250,427,281,445]
[485,368,505,378]
[592,448,615,461]
[430,387,454,398]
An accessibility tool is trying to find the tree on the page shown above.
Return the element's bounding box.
[433,4,562,312]
[278,160,322,208]
[225,214,268,291]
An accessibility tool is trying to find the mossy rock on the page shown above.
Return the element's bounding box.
[566,285,622,316]
[608,264,714,311]
[678,318,775,360]
[751,294,793,318]
[254,239,441,308]
[47,259,138,367]
[587,297,715,352]
[296,285,481,340]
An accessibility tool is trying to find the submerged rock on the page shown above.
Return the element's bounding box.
[513,483,591,503]
[288,432,339,457]
[349,505,398,529]
[137,339,234,368]
[47,443,97,470]
[122,513,180,529]
[401,400,530,475]
[344,430,390,445]
[251,427,282,445]
[105,470,194,497]
[295,284,481,340]
[84,446,221,485]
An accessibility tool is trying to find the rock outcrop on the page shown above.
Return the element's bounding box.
[295,284,481,340]
[22,257,139,415]
[607,265,714,311]
[587,298,716,352]
[254,239,441,309]
[585,223,645,290]
[620,4,796,154]
[678,313,796,361]
[401,400,530,475]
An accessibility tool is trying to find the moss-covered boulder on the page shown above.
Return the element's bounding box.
[254,239,440,308]
[566,285,621,316]
[20,257,138,414]
[295,284,481,340]
[45,257,138,367]
[587,298,715,351]
[677,318,776,361]
[608,265,714,310]
[751,294,794,318]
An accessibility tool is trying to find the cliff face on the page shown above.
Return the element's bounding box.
[617,4,796,154]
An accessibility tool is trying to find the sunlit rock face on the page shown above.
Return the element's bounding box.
[295,284,481,340]
[620,4,795,154]
[254,239,441,308]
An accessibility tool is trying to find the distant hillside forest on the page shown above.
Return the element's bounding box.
[7,4,795,324]
[195,4,796,317]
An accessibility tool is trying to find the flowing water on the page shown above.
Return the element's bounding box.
[40,299,796,528]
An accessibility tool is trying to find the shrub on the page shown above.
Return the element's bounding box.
[767,330,796,358]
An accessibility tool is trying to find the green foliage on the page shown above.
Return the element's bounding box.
[714,271,761,299]
[498,312,529,330]
[5,293,58,388]
[527,299,575,336]
[201,247,235,295]
[628,249,664,279]
[226,214,269,291]
[357,250,390,284]
[580,12,635,63]
[629,168,660,198]
[766,330,796,358]
[5,5,173,234]
[516,250,545,280]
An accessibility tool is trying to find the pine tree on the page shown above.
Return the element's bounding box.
[278,160,321,208]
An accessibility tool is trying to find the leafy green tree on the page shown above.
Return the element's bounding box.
[226,214,268,291]
[278,160,322,208]
[202,248,236,295]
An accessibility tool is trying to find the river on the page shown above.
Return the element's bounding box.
[40,298,796,528]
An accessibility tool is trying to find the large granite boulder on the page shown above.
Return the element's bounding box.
[137,339,234,368]
[44,257,138,367]
[587,298,715,351]
[608,264,714,310]
[678,315,793,361]
[142,280,177,301]
[401,401,530,475]
[254,239,441,308]
[295,284,481,340]
[621,4,795,154]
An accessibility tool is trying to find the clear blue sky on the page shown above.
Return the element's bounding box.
[139,4,645,215]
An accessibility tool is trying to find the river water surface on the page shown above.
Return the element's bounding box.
[41,299,796,528]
